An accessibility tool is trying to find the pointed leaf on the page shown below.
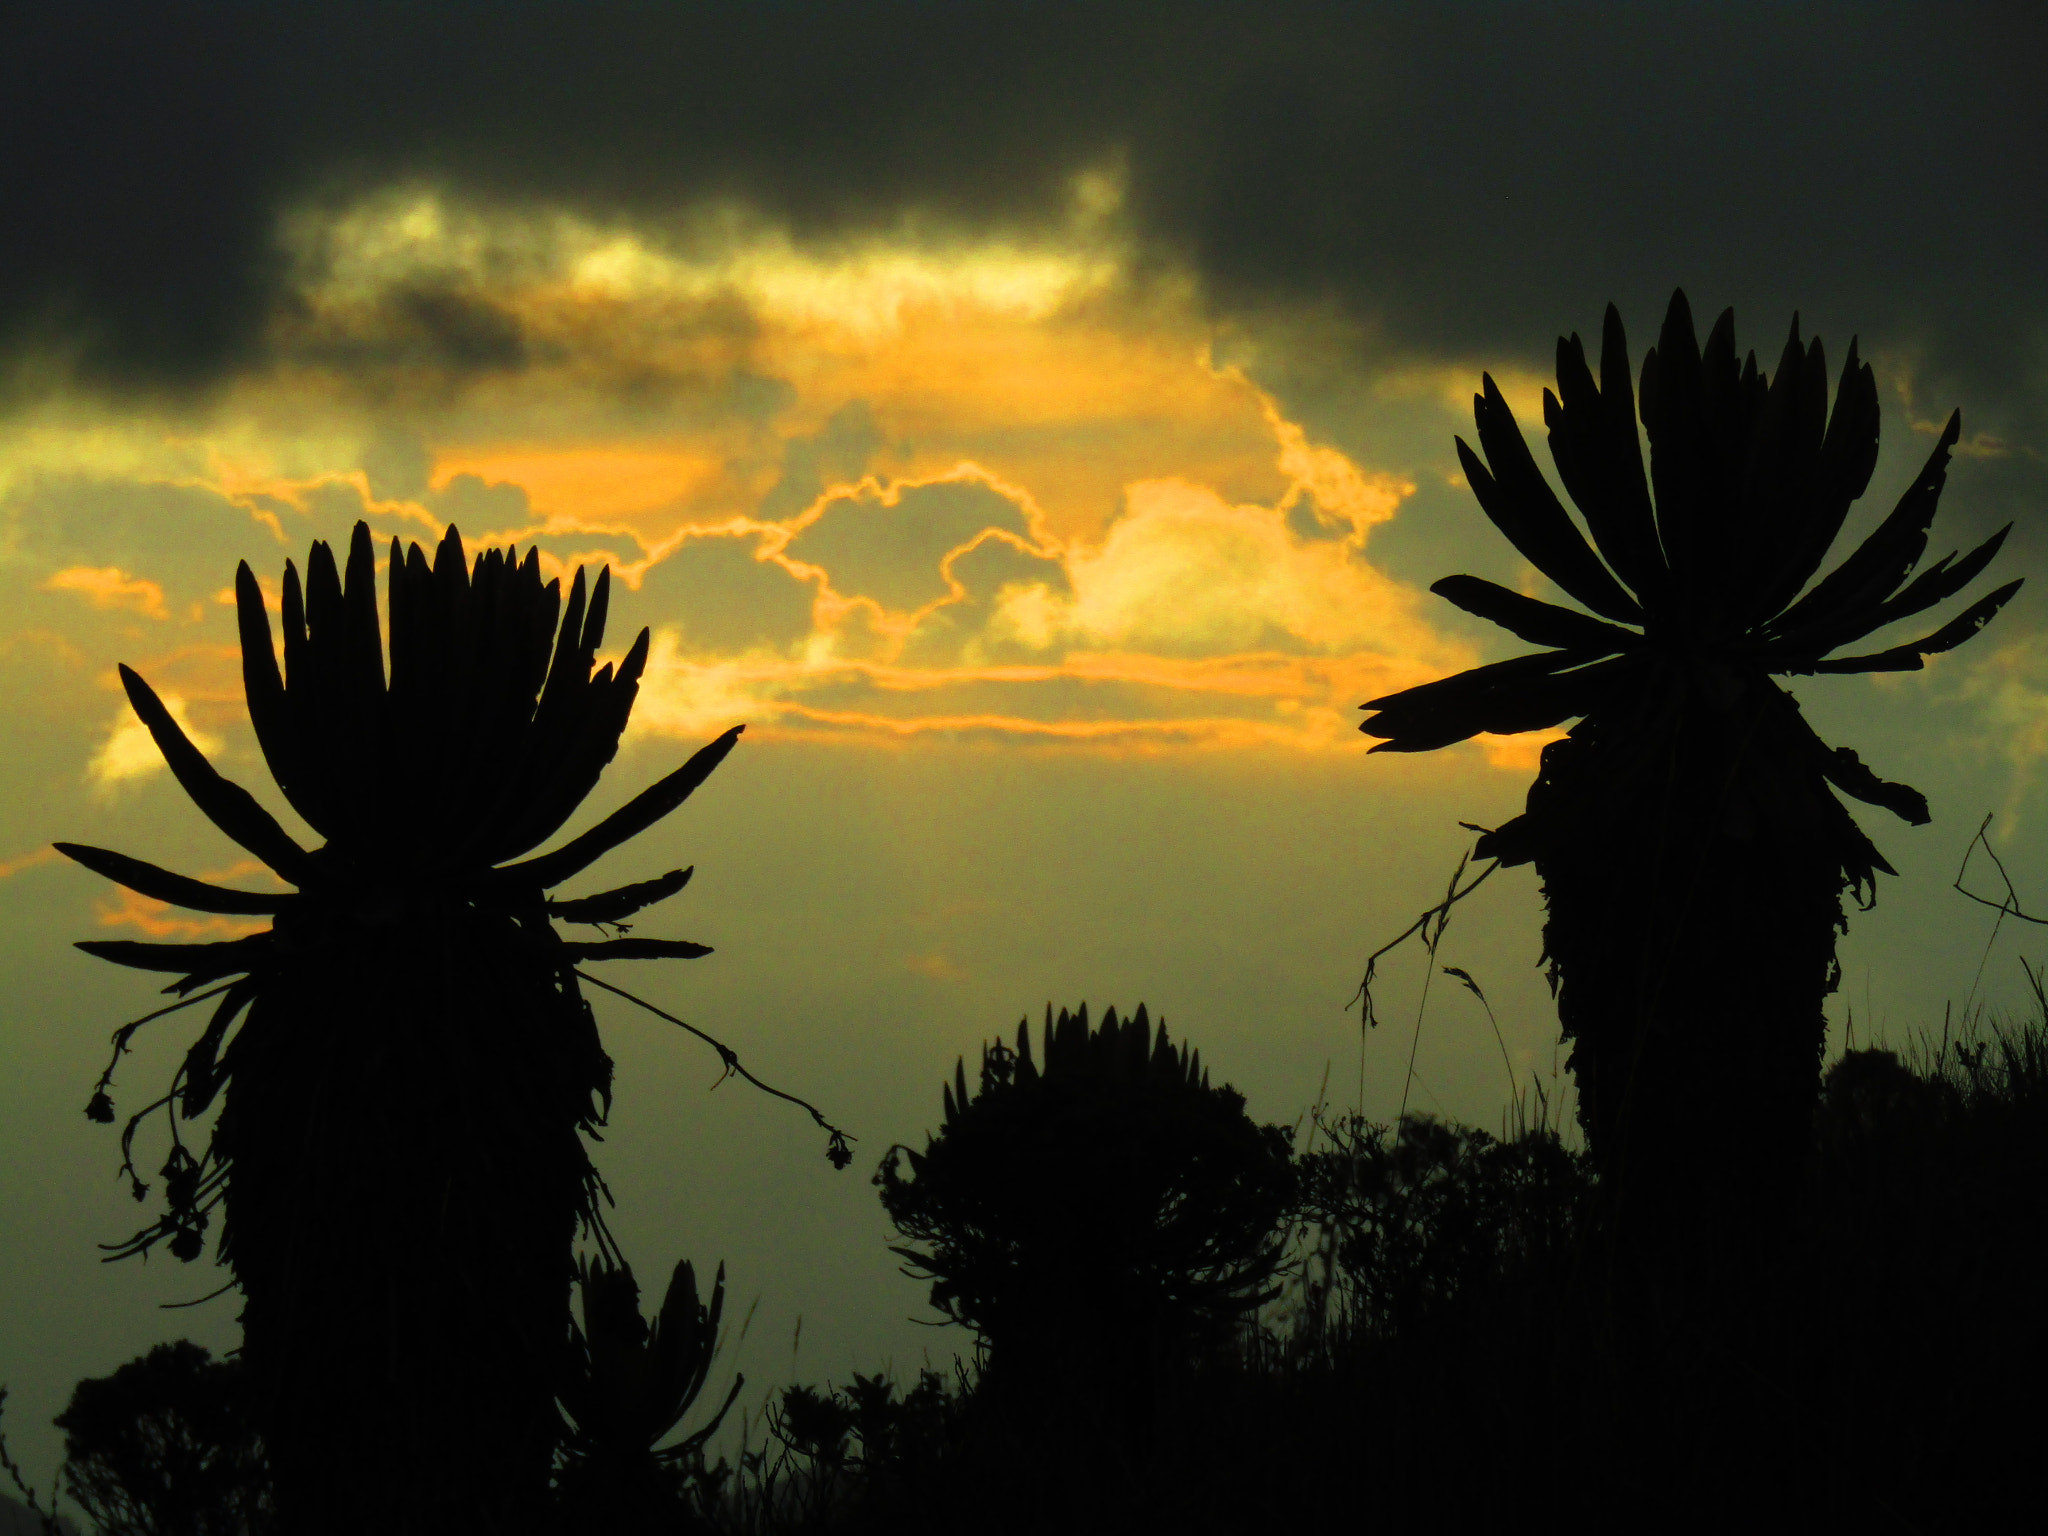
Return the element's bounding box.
[1543,310,1666,604]
[1363,647,1596,714]
[1759,341,1885,617]
[1819,746,1930,826]
[116,666,314,884]
[538,566,591,732]
[1640,289,1710,588]
[277,560,339,831]
[306,537,346,665]
[1860,524,2013,633]
[1770,411,1960,642]
[302,536,373,841]
[1362,652,1630,753]
[1463,376,1643,622]
[433,523,470,599]
[547,867,695,925]
[340,519,387,700]
[1728,322,1833,628]
[1431,575,1639,652]
[582,565,612,653]
[386,536,422,696]
[280,560,308,689]
[54,843,286,913]
[1808,578,2023,673]
[180,979,257,1116]
[499,722,742,892]
[234,562,320,830]
[1753,339,1875,622]
[484,630,652,865]
[76,934,272,984]
[478,566,594,857]
[561,938,714,962]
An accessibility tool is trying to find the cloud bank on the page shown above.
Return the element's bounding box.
[2,1,2043,447]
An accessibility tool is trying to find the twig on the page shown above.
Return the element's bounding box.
[162,1277,240,1310]
[1954,812,2048,924]
[1444,965,1517,1105]
[575,970,855,1169]
[0,1389,67,1535]
[1349,827,1500,1126]
[1951,812,2047,1024]
[91,982,235,1103]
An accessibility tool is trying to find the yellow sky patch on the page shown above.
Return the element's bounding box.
[43,566,170,620]
[86,857,279,940]
[0,846,59,880]
[431,445,748,534]
[91,886,268,941]
[88,690,220,793]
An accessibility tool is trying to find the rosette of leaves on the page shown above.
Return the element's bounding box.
[554,1253,742,1534]
[877,1005,1295,1403]
[58,521,740,1534]
[1359,292,2022,1226]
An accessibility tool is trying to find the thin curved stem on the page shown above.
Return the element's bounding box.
[574,969,854,1168]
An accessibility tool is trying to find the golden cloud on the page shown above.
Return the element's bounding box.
[91,887,268,941]
[10,199,1564,773]
[1962,635,2048,829]
[43,565,170,620]
[89,859,279,941]
[87,691,221,794]
[0,847,58,880]
[1053,476,1431,657]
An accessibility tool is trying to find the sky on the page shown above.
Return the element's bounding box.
[5,0,2048,1493]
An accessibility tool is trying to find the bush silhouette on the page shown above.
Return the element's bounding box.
[54,1342,270,1536]
[1292,1114,1591,1346]
[877,1004,1294,1443]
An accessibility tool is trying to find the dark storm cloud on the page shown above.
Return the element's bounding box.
[4,2,2044,430]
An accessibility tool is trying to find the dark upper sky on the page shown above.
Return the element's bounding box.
[5,1,2044,437]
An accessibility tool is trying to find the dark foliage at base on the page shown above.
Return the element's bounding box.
[735,1023,2048,1534]
[553,1253,741,1535]
[34,1018,2048,1533]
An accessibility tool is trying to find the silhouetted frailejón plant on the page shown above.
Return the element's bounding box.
[1361,291,2021,1226]
[58,521,760,1533]
[554,1253,741,1534]
[877,1005,1294,1436]
[55,1341,271,1536]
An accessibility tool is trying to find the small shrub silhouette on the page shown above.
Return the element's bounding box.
[1291,1114,1591,1347]
[769,1371,952,1478]
[876,1004,1294,1446]
[53,1341,270,1536]
[755,1369,961,1529]
[553,1253,742,1535]
[1812,1046,1958,1152]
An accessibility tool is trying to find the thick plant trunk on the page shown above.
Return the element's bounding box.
[1525,680,1850,1240]
[215,898,611,1533]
